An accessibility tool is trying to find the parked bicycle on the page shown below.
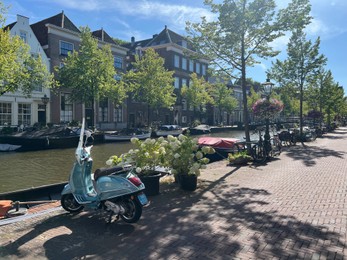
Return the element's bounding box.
[233,127,282,163]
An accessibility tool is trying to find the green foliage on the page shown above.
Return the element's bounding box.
[57,27,127,127]
[211,81,238,124]
[57,26,127,107]
[186,0,312,147]
[123,48,175,111]
[181,73,213,121]
[228,151,252,164]
[269,28,327,135]
[0,23,54,96]
[112,37,128,45]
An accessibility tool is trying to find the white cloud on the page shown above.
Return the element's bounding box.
[45,0,213,31]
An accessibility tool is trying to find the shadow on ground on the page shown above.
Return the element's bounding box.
[1,165,344,259]
[281,129,346,167]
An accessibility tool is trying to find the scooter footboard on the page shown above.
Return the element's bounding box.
[97,175,140,201]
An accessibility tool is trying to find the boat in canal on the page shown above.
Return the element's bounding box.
[153,125,183,137]
[104,128,151,142]
[187,124,211,135]
[0,126,94,151]
[0,143,22,152]
[198,136,240,161]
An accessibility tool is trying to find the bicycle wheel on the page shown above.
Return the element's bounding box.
[251,143,267,163]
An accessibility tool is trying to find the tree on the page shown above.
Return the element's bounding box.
[57,27,127,127]
[211,81,238,125]
[123,48,176,124]
[181,73,213,124]
[186,0,311,149]
[0,3,54,96]
[270,28,327,139]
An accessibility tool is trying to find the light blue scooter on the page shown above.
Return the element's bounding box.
[61,118,148,223]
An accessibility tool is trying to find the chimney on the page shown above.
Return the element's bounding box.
[61,10,64,28]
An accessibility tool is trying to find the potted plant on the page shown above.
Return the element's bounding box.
[165,134,215,191]
[107,137,168,196]
[228,151,252,165]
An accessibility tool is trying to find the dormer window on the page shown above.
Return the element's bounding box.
[20,31,27,43]
[60,41,73,56]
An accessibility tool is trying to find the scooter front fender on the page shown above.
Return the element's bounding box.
[61,183,72,195]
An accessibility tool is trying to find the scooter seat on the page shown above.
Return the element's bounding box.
[94,166,129,181]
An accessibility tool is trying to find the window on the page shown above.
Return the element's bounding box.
[0,103,11,125]
[182,99,187,111]
[182,78,187,88]
[60,41,73,56]
[20,31,27,43]
[114,106,123,123]
[174,55,180,68]
[174,77,180,89]
[181,40,187,48]
[196,62,201,74]
[60,93,73,122]
[114,56,123,69]
[202,64,206,75]
[182,58,187,70]
[189,60,194,72]
[18,103,31,126]
[98,99,108,122]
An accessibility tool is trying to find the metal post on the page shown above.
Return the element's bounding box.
[41,94,49,126]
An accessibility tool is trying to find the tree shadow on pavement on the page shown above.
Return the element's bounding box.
[1,171,345,259]
[2,150,346,259]
[283,143,345,167]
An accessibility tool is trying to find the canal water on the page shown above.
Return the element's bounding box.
[0,130,249,193]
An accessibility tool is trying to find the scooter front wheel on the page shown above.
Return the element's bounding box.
[120,197,142,223]
[61,194,84,213]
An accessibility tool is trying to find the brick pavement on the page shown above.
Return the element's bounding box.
[1,127,347,259]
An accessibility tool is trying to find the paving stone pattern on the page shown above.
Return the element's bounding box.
[1,128,347,259]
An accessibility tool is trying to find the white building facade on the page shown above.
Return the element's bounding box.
[0,14,51,128]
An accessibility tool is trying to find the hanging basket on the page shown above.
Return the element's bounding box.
[252,98,284,119]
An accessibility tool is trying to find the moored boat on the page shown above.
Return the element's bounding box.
[0,143,22,152]
[188,124,211,135]
[198,136,240,161]
[153,125,183,137]
[104,128,151,142]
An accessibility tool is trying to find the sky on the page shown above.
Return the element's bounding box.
[3,0,347,93]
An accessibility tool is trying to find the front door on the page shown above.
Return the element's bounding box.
[85,108,93,128]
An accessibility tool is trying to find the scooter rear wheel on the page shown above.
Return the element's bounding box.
[61,194,84,213]
[120,198,142,223]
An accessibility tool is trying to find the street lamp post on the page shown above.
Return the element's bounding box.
[261,77,274,155]
[41,94,49,126]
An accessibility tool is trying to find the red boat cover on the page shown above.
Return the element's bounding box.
[198,137,239,149]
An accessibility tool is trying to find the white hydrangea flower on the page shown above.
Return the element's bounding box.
[106,159,113,166]
[131,137,139,144]
[178,134,186,141]
[135,167,142,173]
[196,151,203,159]
[174,153,180,159]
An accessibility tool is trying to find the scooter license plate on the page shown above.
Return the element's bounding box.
[137,193,148,206]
